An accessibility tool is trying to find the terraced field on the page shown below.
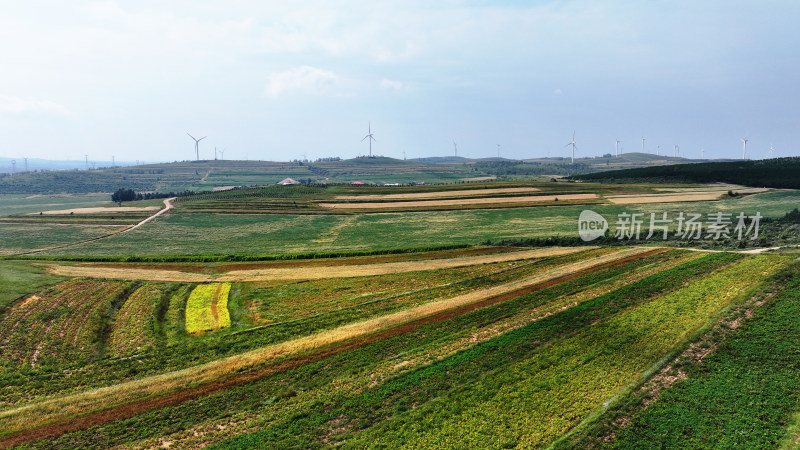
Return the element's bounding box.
[1,246,798,448]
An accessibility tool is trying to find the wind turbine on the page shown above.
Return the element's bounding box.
[701,148,705,159]
[215,147,218,160]
[219,149,224,160]
[656,145,661,156]
[741,137,748,160]
[641,137,646,154]
[615,139,622,157]
[453,140,458,157]
[361,122,376,157]
[674,145,680,157]
[497,144,501,158]
[187,133,207,161]
[565,132,577,163]
[769,144,775,159]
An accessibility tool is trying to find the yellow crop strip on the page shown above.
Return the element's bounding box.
[185,283,231,334]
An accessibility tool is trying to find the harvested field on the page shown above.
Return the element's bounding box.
[604,189,771,205]
[34,206,161,215]
[44,247,592,282]
[0,247,655,435]
[320,193,597,209]
[333,187,541,201]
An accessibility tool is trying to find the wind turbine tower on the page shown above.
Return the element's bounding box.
[615,139,622,157]
[674,145,679,157]
[565,132,577,164]
[85,155,89,170]
[497,144,500,158]
[769,144,775,159]
[741,137,748,160]
[361,122,376,157]
[219,149,224,160]
[453,140,458,157]
[11,160,16,176]
[215,147,218,160]
[641,137,646,153]
[187,133,207,161]
[701,148,705,159]
[24,157,28,172]
[656,145,661,156]
[112,156,115,168]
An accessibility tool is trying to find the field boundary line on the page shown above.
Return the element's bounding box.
[0,247,658,440]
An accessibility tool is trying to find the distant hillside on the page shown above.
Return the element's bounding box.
[0,158,476,194]
[571,157,800,189]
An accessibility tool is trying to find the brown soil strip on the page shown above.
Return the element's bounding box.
[209,284,223,329]
[333,187,541,201]
[45,247,592,282]
[0,248,664,448]
[319,193,598,209]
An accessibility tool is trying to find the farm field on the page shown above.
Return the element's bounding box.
[2,177,800,448]
[0,247,797,447]
[12,187,799,257]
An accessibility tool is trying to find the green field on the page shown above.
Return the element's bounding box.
[3,172,800,448]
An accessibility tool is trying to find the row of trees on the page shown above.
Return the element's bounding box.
[111,188,196,203]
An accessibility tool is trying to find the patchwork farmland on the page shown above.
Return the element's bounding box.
[2,172,800,448]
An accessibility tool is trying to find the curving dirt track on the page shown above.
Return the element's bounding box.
[0,247,664,447]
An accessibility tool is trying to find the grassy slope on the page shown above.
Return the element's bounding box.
[0,262,65,312]
[608,262,800,449]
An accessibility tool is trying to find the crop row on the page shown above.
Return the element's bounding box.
[211,252,752,448]
[107,284,165,356]
[0,280,128,369]
[601,261,800,448]
[185,283,232,334]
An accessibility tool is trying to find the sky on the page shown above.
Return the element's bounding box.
[1,0,799,165]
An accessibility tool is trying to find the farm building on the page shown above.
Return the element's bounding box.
[277,178,301,186]
[351,181,365,185]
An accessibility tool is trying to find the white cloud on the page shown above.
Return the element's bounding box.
[380,78,404,90]
[264,66,339,97]
[0,96,73,116]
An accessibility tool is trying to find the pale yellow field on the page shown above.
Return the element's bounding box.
[33,206,160,215]
[43,247,591,282]
[0,247,654,433]
[608,188,770,204]
[320,193,598,209]
[334,187,541,201]
[607,192,724,204]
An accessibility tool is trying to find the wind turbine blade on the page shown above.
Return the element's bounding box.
[362,135,369,142]
[187,133,196,140]
[199,136,207,141]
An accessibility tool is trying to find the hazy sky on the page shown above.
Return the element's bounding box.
[1,1,798,163]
